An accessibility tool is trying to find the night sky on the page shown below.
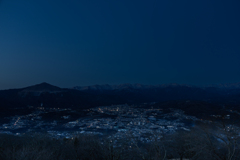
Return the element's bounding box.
[0,0,240,89]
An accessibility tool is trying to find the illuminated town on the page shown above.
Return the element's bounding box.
[0,104,201,142]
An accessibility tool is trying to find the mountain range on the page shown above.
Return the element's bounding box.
[73,82,240,91]
[0,82,240,109]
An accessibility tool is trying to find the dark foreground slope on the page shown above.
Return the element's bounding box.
[1,123,240,160]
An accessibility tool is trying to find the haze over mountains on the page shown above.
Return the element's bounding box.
[0,82,240,110]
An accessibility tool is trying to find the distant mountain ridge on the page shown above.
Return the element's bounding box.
[204,82,240,89]
[0,82,240,109]
[73,83,193,91]
[73,82,240,91]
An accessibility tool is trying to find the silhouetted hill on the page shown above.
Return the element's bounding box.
[18,82,63,97]
[22,82,61,91]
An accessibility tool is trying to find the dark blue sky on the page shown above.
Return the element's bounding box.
[0,0,240,89]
